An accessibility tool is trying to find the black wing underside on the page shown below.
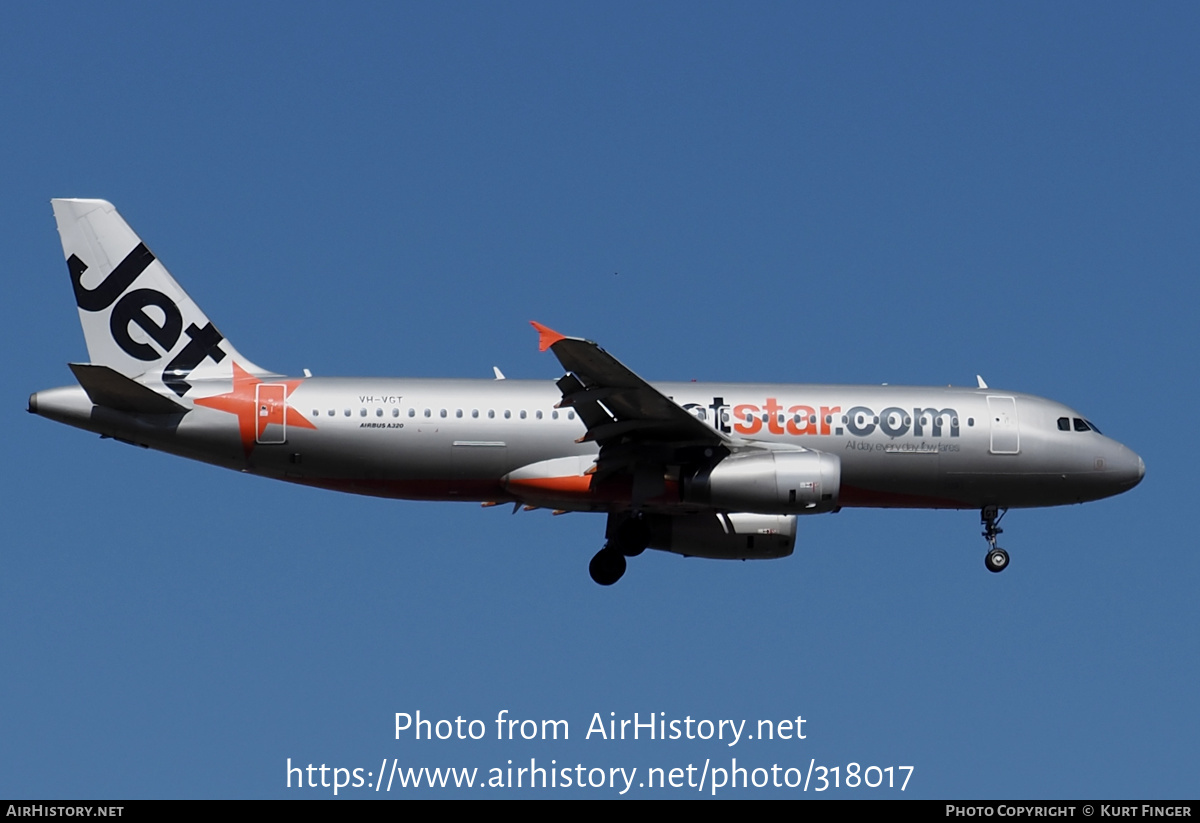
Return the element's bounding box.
[533,322,730,495]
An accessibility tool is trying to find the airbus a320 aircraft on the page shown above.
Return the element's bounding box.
[30,199,1145,585]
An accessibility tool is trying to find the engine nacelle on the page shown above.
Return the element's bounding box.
[683,450,840,515]
[639,511,797,560]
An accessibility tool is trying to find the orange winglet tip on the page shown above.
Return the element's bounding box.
[530,321,567,352]
[481,501,501,508]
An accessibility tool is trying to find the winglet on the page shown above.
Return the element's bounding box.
[530,321,567,352]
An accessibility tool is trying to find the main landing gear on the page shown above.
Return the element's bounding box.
[588,549,626,586]
[981,505,1009,573]
[588,517,650,586]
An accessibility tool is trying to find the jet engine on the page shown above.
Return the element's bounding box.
[629,511,798,559]
[682,450,841,515]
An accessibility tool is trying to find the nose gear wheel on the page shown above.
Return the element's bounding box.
[986,547,1010,573]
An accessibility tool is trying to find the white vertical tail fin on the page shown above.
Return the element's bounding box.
[52,199,267,398]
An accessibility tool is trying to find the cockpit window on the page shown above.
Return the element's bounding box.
[1085,419,1102,434]
[1073,418,1091,432]
[1057,417,1070,432]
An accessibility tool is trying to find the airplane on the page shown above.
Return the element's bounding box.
[29,199,1145,585]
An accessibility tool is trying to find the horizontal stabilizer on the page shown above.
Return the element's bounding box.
[52,199,266,398]
[68,363,189,415]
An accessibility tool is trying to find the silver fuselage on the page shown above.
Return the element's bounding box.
[30,377,1144,513]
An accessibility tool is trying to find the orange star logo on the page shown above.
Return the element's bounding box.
[194,362,316,456]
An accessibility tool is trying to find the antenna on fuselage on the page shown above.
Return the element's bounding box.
[976,375,988,389]
[493,366,506,380]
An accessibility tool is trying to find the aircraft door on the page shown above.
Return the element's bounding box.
[987,395,1020,454]
[255,383,288,444]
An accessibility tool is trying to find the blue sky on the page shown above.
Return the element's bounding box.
[3,2,1196,798]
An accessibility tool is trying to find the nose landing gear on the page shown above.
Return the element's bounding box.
[981,506,1009,573]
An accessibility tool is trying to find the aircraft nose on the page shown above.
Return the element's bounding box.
[1116,445,1144,490]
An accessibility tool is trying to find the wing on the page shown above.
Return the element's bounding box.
[532,322,731,496]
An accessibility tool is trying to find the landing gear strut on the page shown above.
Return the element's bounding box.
[981,505,1009,573]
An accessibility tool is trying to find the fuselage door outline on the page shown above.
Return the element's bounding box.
[987,395,1020,455]
[256,383,288,444]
